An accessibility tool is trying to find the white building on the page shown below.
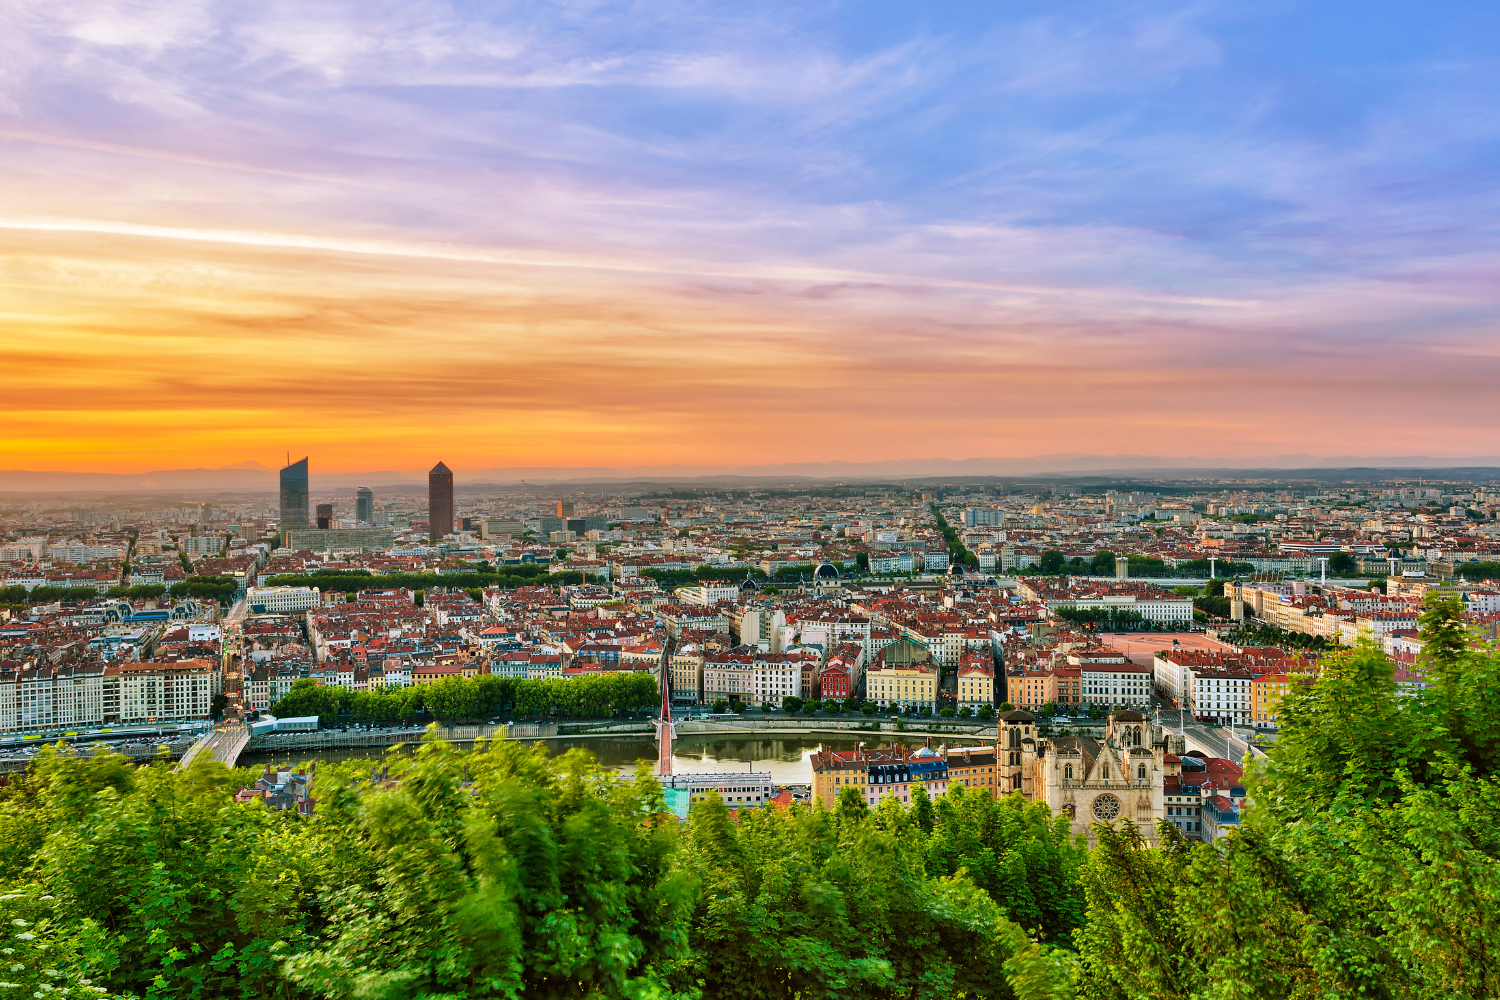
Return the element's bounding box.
[0,658,220,732]
[1187,669,1256,726]
[1047,593,1193,624]
[1079,663,1154,709]
[739,608,786,653]
[675,582,741,606]
[752,653,804,704]
[703,652,755,704]
[795,614,874,658]
[246,586,320,614]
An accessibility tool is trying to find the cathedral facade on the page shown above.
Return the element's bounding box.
[995,708,1170,845]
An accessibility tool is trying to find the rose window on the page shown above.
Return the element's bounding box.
[1092,794,1121,821]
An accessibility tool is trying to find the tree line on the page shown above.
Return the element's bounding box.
[264,567,588,593]
[1,577,241,607]
[930,504,981,569]
[268,671,661,724]
[0,595,1494,999]
[1036,551,1256,579]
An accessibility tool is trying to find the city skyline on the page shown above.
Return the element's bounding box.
[5,2,1500,472]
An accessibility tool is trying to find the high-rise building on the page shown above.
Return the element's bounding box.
[428,462,455,541]
[557,501,575,517]
[315,503,334,530]
[279,458,309,537]
[356,487,374,525]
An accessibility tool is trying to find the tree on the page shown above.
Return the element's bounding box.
[939,706,956,719]
[712,699,729,713]
[998,702,1014,712]
[1327,551,1357,575]
[958,706,973,718]
[781,695,803,715]
[210,692,228,721]
[977,704,995,721]
[1038,550,1065,574]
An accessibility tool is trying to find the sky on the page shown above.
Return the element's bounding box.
[3,0,1500,474]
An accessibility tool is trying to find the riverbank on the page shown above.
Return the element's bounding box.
[555,717,998,741]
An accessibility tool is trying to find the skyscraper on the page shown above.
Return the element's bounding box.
[279,457,309,536]
[356,487,374,525]
[428,461,454,541]
[315,503,334,529]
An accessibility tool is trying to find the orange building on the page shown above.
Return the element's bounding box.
[1252,672,1291,728]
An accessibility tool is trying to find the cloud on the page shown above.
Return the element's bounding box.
[2,0,1499,470]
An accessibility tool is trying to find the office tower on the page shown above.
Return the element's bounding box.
[279,457,309,536]
[557,501,575,517]
[429,461,455,541]
[316,503,334,530]
[356,487,374,524]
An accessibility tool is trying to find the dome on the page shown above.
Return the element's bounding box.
[814,561,841,579]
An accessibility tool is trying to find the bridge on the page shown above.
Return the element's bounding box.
[178,724,252,770]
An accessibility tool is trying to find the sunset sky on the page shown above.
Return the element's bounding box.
[4,0,1500,474]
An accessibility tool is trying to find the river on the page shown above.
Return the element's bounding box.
[240,732,921,784]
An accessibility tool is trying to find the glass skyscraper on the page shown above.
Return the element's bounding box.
[279,457,309,536]
[428,461,454,540]
[356,486,374,525]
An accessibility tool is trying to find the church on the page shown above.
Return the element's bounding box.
[995,708,1173,845]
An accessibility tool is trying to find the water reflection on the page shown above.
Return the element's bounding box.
[240,733,910,784]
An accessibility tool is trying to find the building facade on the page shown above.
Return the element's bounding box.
[246,586,321,614]
[999,708,1169,847]
[286,528,395,553]
[279,457,309,534]
[428,461,455,541]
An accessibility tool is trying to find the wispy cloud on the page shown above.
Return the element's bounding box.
[2,0,1500,470]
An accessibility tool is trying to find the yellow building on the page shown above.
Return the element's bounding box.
[1251,672,1291,728]
[809,746,871,809]
[865,637,938,709]
[955,650,994,711]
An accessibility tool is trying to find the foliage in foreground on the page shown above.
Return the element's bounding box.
[3,595,1498,999]
[1075,595,1500,1000]
[0,738,1079,1000]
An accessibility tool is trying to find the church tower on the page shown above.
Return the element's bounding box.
[998,708,1039,798]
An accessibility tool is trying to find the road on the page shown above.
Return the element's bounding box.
[179,724,252,770]
[1153,708,1271,766]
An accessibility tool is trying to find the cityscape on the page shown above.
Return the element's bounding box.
[4,0,1499,996]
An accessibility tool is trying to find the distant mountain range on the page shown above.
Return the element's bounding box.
[3,454,1499,494]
